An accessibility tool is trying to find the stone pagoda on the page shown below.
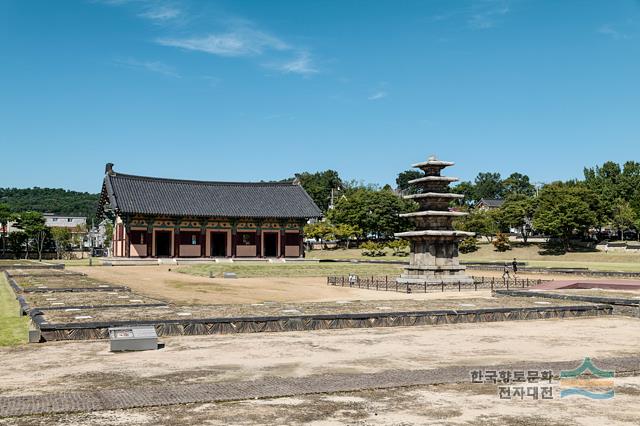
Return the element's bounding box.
[395,156,475,286]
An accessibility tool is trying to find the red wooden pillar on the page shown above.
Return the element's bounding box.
[174,228,180,258]
[256,227,262,258]
[231,228,237,258]
[280,228,286,258]
[299,230,304,258]
[146,229,153,257]
[124,216,131,258]
[200,229,206,257]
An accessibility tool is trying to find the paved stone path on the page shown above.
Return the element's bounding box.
[1,356,638,418]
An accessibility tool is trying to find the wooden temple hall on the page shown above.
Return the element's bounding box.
[98,164,322,258]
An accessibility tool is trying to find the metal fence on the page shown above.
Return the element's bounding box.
[327,275,546,293]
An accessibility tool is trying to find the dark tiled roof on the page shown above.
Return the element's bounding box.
[477,198,504,208]
[101,172,322,219]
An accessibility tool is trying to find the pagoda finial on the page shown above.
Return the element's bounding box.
[428,154,437,161]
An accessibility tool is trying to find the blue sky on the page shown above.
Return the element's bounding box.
[1,0,639,193]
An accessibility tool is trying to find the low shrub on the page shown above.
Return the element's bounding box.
[492,233,512,252]
[360,241,386,257]
[459,237,478,254]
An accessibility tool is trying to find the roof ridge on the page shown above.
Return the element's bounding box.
[110,172,296,187]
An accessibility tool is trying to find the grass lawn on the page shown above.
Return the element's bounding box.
[59,258,94,267]
[181,262,404,278]
[307,243,640,272]
[307,248,410,261]
[0,274,28,346]
[461,243,640,271]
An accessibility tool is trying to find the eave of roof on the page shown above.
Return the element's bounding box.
[100,171,322,219]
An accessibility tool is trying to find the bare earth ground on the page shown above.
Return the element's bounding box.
[0,317,638,425]
[69,265,605,305]
[0,317,638,397]
[70,265,494,304]
[2,264,640,424]
[3,378,639,426]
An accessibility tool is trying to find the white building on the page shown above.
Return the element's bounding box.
[44,213,87,228]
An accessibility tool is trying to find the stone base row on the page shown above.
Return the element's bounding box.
[33,304,612,342]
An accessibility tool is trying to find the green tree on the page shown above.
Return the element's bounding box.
[103,221,114,248]
[7,231,27,259]
[0,203,14,256]
[502,173,535,197]
[474,172,504,200]
[583,161,622,225]
[611,199,637,241]
[327,187,415,239]
[303,222,336,249]
[333,223,362,248]
[495,195,536,243]
[455,209,499,242]
[50,227,72,259]
[14,211,48,261]
[295,170,342,212]
[532,186,597,251]
[0,187,100,223]
[451,181,476,206]
[395,170,424,195]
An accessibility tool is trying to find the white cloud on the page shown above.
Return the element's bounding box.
[113,58,180,78]
[157,27,290,57]
[138,4,181,22]
[368,91,388,101]
[597,24,629,40]
[97,0,182,23]
[98,0,319,77]
[158,22,319,76]
[267,51,318,75]
[428,1,511,30]
[467,1,510,30]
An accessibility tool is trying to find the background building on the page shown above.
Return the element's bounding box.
[99,164,322,258]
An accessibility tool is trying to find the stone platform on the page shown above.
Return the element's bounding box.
[29,297,612,342]
[530,279,640,291]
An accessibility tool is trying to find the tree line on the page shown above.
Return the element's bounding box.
[0,187,100,222]
[2,161,638,255]
[297,161,640,252]
[452,161,640,251]
[0,207,91,260]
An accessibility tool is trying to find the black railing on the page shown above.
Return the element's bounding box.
[327,275,546,293]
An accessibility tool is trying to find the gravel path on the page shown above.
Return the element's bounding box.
[1,356,638,418]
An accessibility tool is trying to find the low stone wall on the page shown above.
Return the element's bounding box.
[494,289,639,317]
[32,304,612,342]
[0,262,64,271]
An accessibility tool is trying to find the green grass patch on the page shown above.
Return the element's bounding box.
[0,274,28,347]
[180,262,404,278]
[307,248,409,261]
[307,243,640,272]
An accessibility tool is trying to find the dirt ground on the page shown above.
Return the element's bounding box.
[0,316,637,397]
[70,266,496,304]
[69,265,600,305]
[3,378,639,426]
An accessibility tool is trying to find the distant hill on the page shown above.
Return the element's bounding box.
[0,187,100,221]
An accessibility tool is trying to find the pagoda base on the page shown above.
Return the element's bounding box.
[397,265,474,285]
[396,274,474,286]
